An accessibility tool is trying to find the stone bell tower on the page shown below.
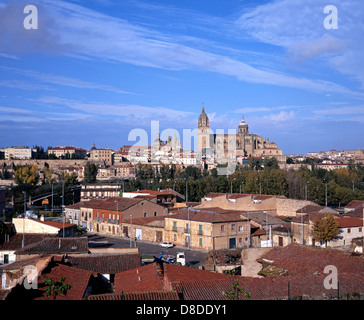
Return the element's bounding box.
[197,104,211,154]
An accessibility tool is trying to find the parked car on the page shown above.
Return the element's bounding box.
[160,241,174,248]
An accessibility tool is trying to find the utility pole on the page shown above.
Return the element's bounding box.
[130,214,133,248]
[62,182,64,238]
[22,191,26,248]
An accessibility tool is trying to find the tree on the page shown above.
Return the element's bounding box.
[83,163,98,183]
[14,165,39,186]
[222,270,251,300]
[311,213,340,248]
[43,276,71,299]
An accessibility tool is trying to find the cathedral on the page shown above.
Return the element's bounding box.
[197,105,286,162]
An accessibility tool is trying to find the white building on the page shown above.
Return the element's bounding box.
[3,147,36,160]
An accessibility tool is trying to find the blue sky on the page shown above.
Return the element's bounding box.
[0,0,363,155]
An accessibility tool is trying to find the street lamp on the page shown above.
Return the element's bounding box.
[298,204,303,245]
[231,178,236,194]
[114,200,119,236]
[323,179,327,207]
[247,204,251,248]
[264,210,268,245]
[22,191,26,248]
[61,182,65,238]
[240,181,244,194]
[305,181,309,201]
[130,214,133,248]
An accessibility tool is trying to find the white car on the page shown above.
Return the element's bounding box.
[160,241,174,248]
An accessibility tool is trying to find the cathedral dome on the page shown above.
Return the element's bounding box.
[238,116,248,127]
[198,105,209,127]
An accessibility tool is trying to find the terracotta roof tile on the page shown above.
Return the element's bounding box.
[0,233,56,251]
[67,253,141,274]
[36,263,92,300]
[259,244,364,275]
[88,290,179,300]
[114,263,164,293]
[15,237,89,255]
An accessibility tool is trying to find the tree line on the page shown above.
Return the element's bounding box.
[131,158,364,206]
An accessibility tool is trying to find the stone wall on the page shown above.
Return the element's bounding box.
[275,198,317,217]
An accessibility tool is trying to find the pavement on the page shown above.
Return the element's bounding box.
[86,233,208,267]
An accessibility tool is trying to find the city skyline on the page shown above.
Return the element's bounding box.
[1,0,364,155]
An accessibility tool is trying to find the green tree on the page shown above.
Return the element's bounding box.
[312,213,340,248]
[43,276,72,299]
[83,163,99,183]
[222,271,251,300]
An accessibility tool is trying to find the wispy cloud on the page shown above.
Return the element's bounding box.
[5,0,356,96]
[0,66,133,94]
[35,96,193,120]
[237,0,364,90]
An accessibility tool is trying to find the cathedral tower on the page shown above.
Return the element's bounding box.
[197,104,211,153]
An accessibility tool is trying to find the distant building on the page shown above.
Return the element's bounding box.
[197,105,286,163]
[48,146,87,159]
[89,144,115,165]
[2,147,36,160]
[0,187,5,221]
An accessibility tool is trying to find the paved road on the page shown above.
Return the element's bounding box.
[87,233,208,267]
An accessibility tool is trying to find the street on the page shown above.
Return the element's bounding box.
[87,233,208,268]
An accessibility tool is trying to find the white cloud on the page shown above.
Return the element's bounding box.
[12,0,358,95]
[35,96,193,120]
[0,66,133,94]
[264,111,295,122]
[237,0,364,89]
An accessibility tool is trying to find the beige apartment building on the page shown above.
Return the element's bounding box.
[48,146,87,158]
[89,144,115,165]
[164,207,250,250]
[1,147,36,160]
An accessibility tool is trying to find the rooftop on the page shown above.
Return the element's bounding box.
[15,237,89,255]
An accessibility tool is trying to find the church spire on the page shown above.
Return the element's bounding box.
[198,103,209,128]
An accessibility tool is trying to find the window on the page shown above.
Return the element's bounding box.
[231,224,236,231]
[198,224,203,235]
[144,212,147,217]
[348,228,351,233]
[186,223,189,233]
[359,227,363,232]
[199,238,203,246]
[174,233,177,241]
[239,225,243,232]
[154,212,157,216]
[239,238,242,243]
[221,225,225,232]
[173,221,177,231]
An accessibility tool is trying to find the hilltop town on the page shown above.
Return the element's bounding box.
[0,109,363,303]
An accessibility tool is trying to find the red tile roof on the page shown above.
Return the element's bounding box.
[114,263,164,293]
[36,263,92,300]
[79,197,142,212]
[88,290,179,300]
[172,272,364,300]
[166,207,243,223]
[259,244,364,275]
[0,233,56,251]
[335,217,363,228]
[67,253,141,274]
[29,218,74,229]
[345,200,364,209]
[15,237,89,255]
